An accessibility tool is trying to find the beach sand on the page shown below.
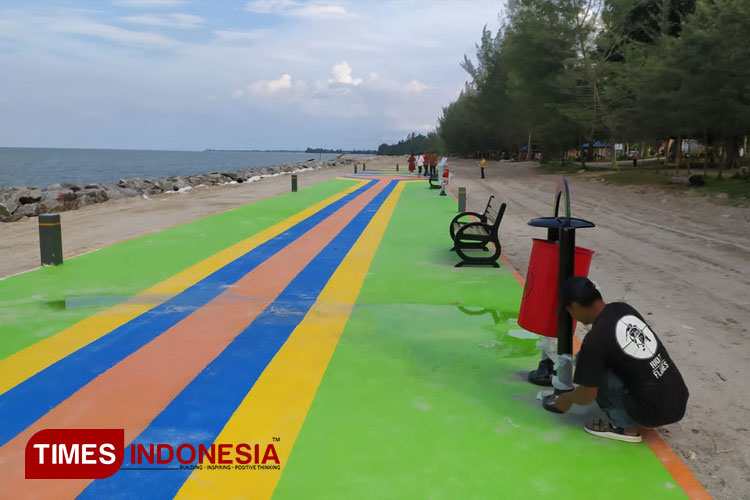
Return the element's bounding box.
[0,163,358,278]
[1,156,748,499]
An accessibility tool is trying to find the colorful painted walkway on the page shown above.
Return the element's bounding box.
[0,176,704,499]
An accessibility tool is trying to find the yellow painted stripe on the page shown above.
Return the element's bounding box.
[0,180,368,396]
[174,182,405,500]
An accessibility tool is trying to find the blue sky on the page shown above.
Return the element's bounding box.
[0,1,503,150]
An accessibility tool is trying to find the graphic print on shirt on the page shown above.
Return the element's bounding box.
[615,315,657,360]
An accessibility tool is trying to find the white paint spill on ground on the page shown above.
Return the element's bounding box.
[508,329,540,340]
[413,398,430,411]
[506,417,520,428]
[536,389,553,401]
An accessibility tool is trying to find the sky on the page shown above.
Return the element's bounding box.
[0,0,504,151]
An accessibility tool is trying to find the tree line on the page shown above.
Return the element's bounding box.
[376,132,445,156]
[423,0,749,176]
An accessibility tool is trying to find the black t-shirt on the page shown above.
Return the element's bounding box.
[574,302,689,427]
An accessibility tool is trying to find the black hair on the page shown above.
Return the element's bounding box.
[559,276,602,312]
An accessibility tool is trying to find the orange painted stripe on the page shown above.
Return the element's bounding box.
[0,180,390,500]
[643,430,713,500]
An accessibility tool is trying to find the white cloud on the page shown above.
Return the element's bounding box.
[329,61,362,85]
[213,29,268,42]
[119,14,206,29]
[52,19,181,48]
[234,74,293,98]
[405,79,428,93]
[114,0,184,7]
[0,1,504,149]
[245,0,349,19]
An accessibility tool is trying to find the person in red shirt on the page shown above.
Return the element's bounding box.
[430,153,438,176]
[407,153,416,174]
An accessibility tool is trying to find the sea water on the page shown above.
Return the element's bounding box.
[0,148,363,188]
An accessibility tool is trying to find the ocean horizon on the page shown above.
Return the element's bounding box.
[0,147,370,189]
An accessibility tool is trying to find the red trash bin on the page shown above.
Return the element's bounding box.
[518,238,594,337]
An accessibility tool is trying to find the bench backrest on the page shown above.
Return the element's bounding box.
[482,196,507,229]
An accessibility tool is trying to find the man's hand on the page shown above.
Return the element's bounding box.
[543,385,598,414]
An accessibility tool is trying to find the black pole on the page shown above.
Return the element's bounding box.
[557,227,575,356]
[39,213,63,266]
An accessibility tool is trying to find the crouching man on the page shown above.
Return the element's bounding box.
[543,277,689,443]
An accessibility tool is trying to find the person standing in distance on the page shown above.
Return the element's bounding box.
[543,277,689,443]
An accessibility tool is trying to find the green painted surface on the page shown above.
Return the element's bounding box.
[0,179,357,361]
[273,182,686,500]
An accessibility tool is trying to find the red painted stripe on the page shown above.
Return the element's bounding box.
[0,181,389,500]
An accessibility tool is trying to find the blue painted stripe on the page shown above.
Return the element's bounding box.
[0,180,376,448]
[78,181,398,500]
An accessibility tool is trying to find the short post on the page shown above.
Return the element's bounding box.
[291,174,298,192]
[39,214,63,266]
[458,187,466,212]
[354,163,358,174]
[362,163,366,171]
[396,163,399,172]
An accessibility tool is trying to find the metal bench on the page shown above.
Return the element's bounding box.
[428,173,441,189]
[449,195,507,267]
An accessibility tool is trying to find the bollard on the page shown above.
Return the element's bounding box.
[291,174,298,192]
[396,163,399,172]
[39,213,63,266]
[354,163,358,174]
[363,163,366,171]
[458,187,466,212]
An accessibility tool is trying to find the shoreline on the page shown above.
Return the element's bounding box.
[0,156,360,223]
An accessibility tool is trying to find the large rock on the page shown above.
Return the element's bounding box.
[79,188,109,205]
[48,182,83,192]
[221,172,244,183]
[38,190,70,213]
[1,212,24,223]
[102,183,140,200]
[207,173,231,185]
[118,178,144,192]
[187,175,210,187]
[170,178,190,191]
[0,201,12,220]
[0,192,20,215]
[16,202,40,217]
[141,179,165,195]
[14,188,42,205]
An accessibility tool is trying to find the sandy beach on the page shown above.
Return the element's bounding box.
[1,156,748,499]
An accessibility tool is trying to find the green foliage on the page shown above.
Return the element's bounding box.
[436,0,750,170]
[377,132,445,156]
